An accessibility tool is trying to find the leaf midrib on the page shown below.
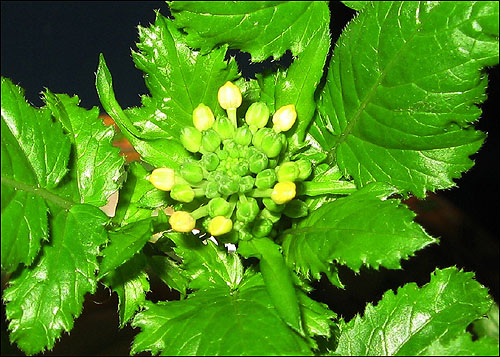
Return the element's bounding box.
[1,175,75,211]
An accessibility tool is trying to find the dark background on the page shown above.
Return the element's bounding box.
[1,2,498,355]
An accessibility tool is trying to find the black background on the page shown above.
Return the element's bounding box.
[1,2,498,355]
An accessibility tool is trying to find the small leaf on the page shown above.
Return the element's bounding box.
[103,254,150,328]
[315,1,499,197]
[341,1,370,12]
[169,1,330,61]
[98,218,153,279]
[421,333,499,356]
[1,77,72,272]
[335,267,493,356]
[282,183,437,277]
[146,254,189,297]
[3,204,108,355]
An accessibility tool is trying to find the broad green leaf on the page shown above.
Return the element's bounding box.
[315,1,499,197]
[421,333,499,356]
[1,77,71,273]
[239,238,304,335]
[335,267,493,356]
[3,204,108,355]
[43,91,124,207]
[131,276,311,356]
[297,289,336,340]
[98,218,153,279]
[472,303,499,340]
[169,233,244,291]
[103,254,150,328]
[169,1,330,62]
[282,183,437,278]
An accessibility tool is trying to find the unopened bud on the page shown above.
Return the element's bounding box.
[245,102,269,128]
[180,127,202,153]
[149,168,175,191]
[255,169,277,189]
[271,181,296,204]
[214,116,235,140]
[170,184,195,203]
[272,104,297,132]
[236,198,260,223]
[208,197,231,217]
[296,159,312,181]
[169,211,196,232]
[180,163,204,185]
[202,129,222,152]
[277,162,299,182]
[208,216,233,236]
[193,103,215,131]
[218,81,242,110]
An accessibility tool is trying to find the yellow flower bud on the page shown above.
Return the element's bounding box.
[149,168,175,191]
[271,181,296,205]
[272,104,297,132]
[208,216,233,236]
[193,103,215,131]
[218,81,242,110]
[169,211,196,233]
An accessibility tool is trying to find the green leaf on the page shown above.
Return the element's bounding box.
[421,333,499,356]
[131,276,311,356]
[315,1,499,197]
[146,254,189,297]
[1,77,72,273]
[342,1,370,12]
[297,289,336,339]
[43,90,124,207]
[282,183,437,278]
[103,253,150,328]
[98,218,153,279]
[169,1,330,62]
[3,204,108,355]
[169,233,244,291]
[240,238,304,336]
[472,303,499,340]
[335,267,493,356]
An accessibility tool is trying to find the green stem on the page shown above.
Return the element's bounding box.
[298,181,357,196]
[191,205,209,220]
[227,108,237,127]
[248,188,273,198]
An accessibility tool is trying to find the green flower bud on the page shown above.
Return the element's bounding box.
[215,147,229,160]
[283,199,309,218]
[218,175,240,196]
[205,181,221,199]
[272,104,297,132]
[245,102,269,128]
[261,131,283,158]
[202,129,222,152]
[234,125,253,146]
[296,159,312,181]
[208,216,233,236]
[268,159,278,169]
[239,175,255,193]
[208,197,232,217]
[179,163,204,185]
[255,169,277,189]
[249,150,269,173]
[260,208,281,223]
[251,218,273,238]
[180,126,202,153]
[193,103,215,131]
[224,140,240,158]
[232,160,249,177]
[170,183,195,203]
[214,116,235,140]
[251,128,268,150]
[218,81,242,110]
[262,197,285,213]
[236,197,260,223]
[277,161,299,182]
[200,152,219,171]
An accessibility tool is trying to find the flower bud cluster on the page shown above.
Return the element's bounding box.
[149,81,313,241]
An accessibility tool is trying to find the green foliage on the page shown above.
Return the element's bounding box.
[1,1,499,356]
